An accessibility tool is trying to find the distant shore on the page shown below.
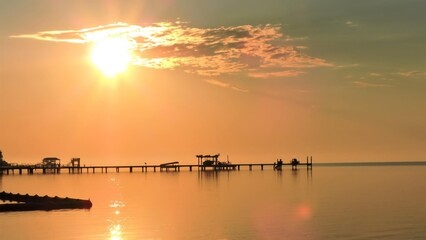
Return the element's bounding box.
[314,161,426,167]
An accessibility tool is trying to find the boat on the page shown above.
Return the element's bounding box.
[0,191,92,212]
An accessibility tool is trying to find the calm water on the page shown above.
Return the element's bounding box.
[1,165,426,239]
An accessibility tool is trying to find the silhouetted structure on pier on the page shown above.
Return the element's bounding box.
[196,154,220,166]
[70,158,81,173]
[196,154,235,171]
[160,161,179,171]
[42,157,61,174]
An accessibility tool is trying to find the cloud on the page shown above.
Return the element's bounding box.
[357,70,426,81]
[352,81,392,88]
[248,70,303,79]
[369,73,382,77]
[11,21,331,77]
[333,63,359,69]
[204,79,248,92]
[10,22,141,43]
[396,71,426,77]
[345,21,359,27]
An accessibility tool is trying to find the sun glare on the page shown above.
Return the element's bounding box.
[91,38,133,77]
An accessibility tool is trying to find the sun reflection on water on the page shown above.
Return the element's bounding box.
[110,201,125,216]
[109,224,123,240]
[110,200,126,208]
[109,200,126,239]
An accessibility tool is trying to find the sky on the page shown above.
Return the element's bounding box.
[1,0,425,165]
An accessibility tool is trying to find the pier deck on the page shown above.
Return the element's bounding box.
[1,161,312,175]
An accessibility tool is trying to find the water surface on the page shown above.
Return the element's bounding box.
[1,165,425,239]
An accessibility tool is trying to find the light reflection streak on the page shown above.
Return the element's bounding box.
[110,200,126,208]
[109,223,123,240]
[109,200,126,239]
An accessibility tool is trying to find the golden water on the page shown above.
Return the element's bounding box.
[1,165,425,239]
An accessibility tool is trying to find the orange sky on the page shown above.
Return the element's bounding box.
[1,0,425,165]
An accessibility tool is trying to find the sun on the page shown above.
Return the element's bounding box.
[91,37,134,77]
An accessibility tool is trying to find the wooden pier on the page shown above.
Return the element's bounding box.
[0,156,313,175]
[0,161,312,175]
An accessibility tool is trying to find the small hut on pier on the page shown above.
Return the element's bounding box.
[42,157,61,173]
[196,154,220,166]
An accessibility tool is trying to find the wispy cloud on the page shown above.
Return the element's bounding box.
[395,71,426,77]
[360,70,426,80]
[333,63,359,69]
[352,81,392,88]
[369,73,382,77]
[204,79,248,92]
[349,70,426,87]
[345,21,359,27]
[248,70,303,79]
[11,21,331,77]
